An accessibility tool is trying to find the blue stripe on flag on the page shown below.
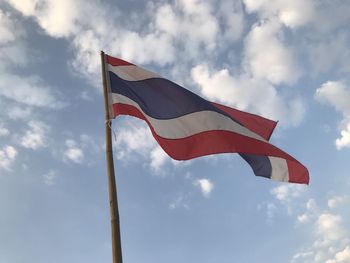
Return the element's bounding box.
[240,154,272,179]
[109,71,231,120]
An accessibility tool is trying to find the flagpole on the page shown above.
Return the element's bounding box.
[100,50,123,263]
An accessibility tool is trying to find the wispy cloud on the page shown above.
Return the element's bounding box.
[63,139,84,164]
[42,169,56,186]
[0,145,17,171]
[62,134,101,164]
[20,120,49,150]
[292,196,350,263]
[315,81,350,150]
[194,178,214,198]
[169,192,190,210]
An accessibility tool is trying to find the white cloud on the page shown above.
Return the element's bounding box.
[315,81,350,150]
[326,246,350,263]
[297,213,309,224]
[0,10,16,43]
[115,123,155,159]
[317,213,345,242]
[270,184,305,203]
[291,197,350,263]
[297,198,319,224]
[316,81,350,114]
[335,125,350,150]
[169,193,189,210]
[63,139,84,164]
[191,64,305,125]
[244,19,299,85]
[150,146,169,172]
[70,30,103,84]
[20,120,49,150]
[243,0,315,28]
[0,124,9,137]
[6,106,32,120]
[7,0,79,37]
[42,170,56,186]
[194,178,214,198]
[155,0,219,54]
[217,0,245,42]
[0,73,62,109]
[328,196,350,209]
[0,145,17,171]
[62,134,100,164]
[116,31,175,66]
[190,15,305,127]
[114,122,174,172]
[4,0,233,86]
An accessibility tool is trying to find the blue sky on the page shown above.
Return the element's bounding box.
[0,0,350,262]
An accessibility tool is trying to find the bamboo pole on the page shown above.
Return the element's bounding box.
[100,50,123,263]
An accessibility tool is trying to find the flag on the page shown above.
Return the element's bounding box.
[104,54,309,184]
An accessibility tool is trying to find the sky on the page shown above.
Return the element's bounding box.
[0,0,350,262]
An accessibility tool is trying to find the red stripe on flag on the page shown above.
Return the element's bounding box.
[112,103,309,184]
[106,55,134,66]
[212,102,277,141]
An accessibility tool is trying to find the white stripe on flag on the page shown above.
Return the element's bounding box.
[108,64,160,81]
[111,93,267,142]
[269,156,289,182]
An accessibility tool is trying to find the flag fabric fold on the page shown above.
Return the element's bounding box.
[104,54,309,184]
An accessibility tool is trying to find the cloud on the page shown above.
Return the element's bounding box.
[291,197,350,263]
[63,134,101,164]
[315,81,350,150]
[42,170,56,186]
[0,145,17,171]
[316,81,350,114]
[191,63,305,125]
[194,178,214,198]
[4,0,241,89]
[0,73,62,109]
[62,134,101,164]
[115,32,176,66]
[317,213,345,242]
[114,121,175,172]
[326,246,350,263]
[0,10,17,43]
[335,125,350,150]
[6,0,79,37]
[0,124,9,137]
[190,16,305,127]
[63,139,84,164]
[328,196,350,209]
[150,146,169,172]
[0,5,63,115]
[20,120,49,150]
[297,198,318,224]
[243,19,300,85]
[115,123,155,159]
[258,202,278,224]
[6,106,32,120]
[169,192,190,210]
[265,184,307,217]
[270,184,305,202]
[243,0,315,28]
[217,0,245,42]
[155,0,219,55]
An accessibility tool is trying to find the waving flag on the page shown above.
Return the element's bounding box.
[104,54,309,184]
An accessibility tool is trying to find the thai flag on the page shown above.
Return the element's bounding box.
[104,54,309,184]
